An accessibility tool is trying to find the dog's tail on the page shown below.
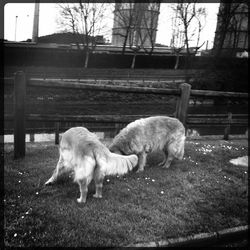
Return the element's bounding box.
[104,152,138,176]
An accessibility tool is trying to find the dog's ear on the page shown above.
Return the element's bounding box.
[113,149,123,155]
[109,145,123,155]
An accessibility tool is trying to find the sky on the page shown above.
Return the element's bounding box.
[4,3,219,49]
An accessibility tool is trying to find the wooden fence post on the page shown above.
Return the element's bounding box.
[176,83,191,127]
[55,122,60,145]
[14,71,26,159]
[224,112,232,140]
[30,133,35,142]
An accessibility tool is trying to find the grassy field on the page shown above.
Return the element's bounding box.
[4,138,248,247]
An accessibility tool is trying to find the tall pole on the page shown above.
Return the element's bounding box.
[32,1,40,43]
[15,15,18,41]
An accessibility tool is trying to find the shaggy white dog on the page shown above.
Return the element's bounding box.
[45,127,138,203]
[109,116,185,172]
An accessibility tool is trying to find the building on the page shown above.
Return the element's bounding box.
[112,2,160,48]
[213,2,248,56]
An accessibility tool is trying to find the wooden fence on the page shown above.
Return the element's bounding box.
[4,71,248,159]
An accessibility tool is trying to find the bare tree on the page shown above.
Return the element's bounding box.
[113,2,160,68]
[112,2,135,55]
[57,1,109,68]
[141,2,161,56]
[170,10,185,70]
[170,1,207,69]
[128,4,148,69]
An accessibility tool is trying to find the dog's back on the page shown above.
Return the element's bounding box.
[110,116,185,154]
[109,116,185,171]
[59,127,104,170]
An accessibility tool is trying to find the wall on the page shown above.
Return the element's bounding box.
[4,45,248,92]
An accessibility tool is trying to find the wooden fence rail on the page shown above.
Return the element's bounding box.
[4,71,248,159]
[27,78,181,95]
[190,89,248,99]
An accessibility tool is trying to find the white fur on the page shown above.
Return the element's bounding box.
[109,116,185,171]
[45,127,138,203]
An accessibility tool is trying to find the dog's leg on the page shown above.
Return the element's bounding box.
[45,155,64,185]
[176,140,185,160]
[76,178,89,203]
[93,168,105,199]
[75,158,95,203]
[163,137,185,169]
[162,143,176,169]
[136,152,147,172]
[162,154,174,169]
[158,151,167,167]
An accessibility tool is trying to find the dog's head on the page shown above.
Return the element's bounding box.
[109,144,124,155]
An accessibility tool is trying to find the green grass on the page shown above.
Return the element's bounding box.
[4,139,248,247]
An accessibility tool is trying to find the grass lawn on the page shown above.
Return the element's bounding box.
[4,138,248,247]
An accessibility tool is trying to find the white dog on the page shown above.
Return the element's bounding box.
[109,116,185,172]
[45,127,138,203]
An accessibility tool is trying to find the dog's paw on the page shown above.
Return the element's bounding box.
[93,193,102,199]
[162,165,170,169]
[44,180,53,186]
[136,168,144,173]
[157,161,166,167]
[77,197,86,203]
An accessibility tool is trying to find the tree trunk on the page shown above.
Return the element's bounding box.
[122,33,129,55]
[131,52,137,69]
[174,54,180,70]
[184,56,190,83]
[84,50,89,68]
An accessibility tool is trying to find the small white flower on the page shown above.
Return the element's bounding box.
[152,179,155,182]
[21,216,24,219]
[106,179,110,182]
[160,191,164,194]
[14,233,17,237]
[36,192,39,195]
[18,180,21,183]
